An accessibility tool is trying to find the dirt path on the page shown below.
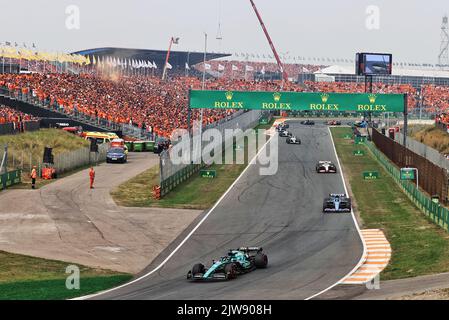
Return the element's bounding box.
[0,152,201,274]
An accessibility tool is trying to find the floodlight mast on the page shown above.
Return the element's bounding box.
[249,0,288,82]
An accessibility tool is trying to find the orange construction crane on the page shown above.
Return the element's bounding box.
[249,0,288,82]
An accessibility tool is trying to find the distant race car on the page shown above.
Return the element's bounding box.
[323,194,352,213]
[326,120,341,126]
[276,123,289,131]
[286,136,301,144]
[187,247,268,281]
[316,161,337,173]
[279,130,293,137]
[301,120,315,125]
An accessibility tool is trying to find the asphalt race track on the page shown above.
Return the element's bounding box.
[94,121,364,300]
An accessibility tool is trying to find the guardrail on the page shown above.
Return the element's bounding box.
[365,141,449,232]
[0,169,21,190]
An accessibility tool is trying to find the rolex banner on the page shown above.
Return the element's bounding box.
[189,90,405,112]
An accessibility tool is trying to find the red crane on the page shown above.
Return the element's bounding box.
[249,0,288,82]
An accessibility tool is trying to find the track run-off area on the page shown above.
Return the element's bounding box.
[88,121,365,300]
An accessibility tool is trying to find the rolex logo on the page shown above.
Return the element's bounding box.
[368,94,377,104]
[321,93,329,103]
[273,92,281,102]
[225,91,233,101]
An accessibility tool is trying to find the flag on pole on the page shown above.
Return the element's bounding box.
[166,62,172,69]
[260,66,265,75]
[231,65,238,71]
[245,65,254,71]
[185,62,190,70]
[218,64,225,71]
[152,61,157,69]
[204,63,211,70]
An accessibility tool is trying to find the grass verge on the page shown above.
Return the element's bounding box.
[0,250,131,300]
[331,127,449,280]
[112,118,275,210]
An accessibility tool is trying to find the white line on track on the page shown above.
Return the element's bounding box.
[304,127,368,300]
[75,130,275,300]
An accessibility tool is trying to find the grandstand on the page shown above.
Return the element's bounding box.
[299,64,449,87]
[73,47,231,74]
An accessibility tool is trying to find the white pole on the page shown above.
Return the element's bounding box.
[199,33,207,163]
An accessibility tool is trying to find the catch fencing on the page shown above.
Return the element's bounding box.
[2,143,109,177]
[394,132,449,171]
[159,110,262,196]
[372,128,449,204]
[365,140,449,232]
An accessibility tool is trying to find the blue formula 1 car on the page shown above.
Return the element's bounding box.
[187,247,268,281]
[322,193,352,213]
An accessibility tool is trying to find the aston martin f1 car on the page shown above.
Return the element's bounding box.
[279,130,293,137]
[316,161,337,173]
[323,194,351,213]
[286,136,301,144]
[187,247,268,281]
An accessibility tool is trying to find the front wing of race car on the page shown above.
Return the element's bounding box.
[323,199,351,213]
[316,166,337,173]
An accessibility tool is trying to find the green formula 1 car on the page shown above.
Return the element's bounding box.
[187,247,268,281]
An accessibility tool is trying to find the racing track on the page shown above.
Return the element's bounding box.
[93,121,364,299]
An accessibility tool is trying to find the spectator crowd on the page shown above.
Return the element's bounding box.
[0,71,448,138]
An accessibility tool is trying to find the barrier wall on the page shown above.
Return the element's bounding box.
[372,128,448,204]
[365,141,449,232]
[159,110,262,197]
[394,132,449,171]
[0,169,21,190]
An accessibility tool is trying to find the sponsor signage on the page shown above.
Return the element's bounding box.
[200,170,216,178]
[190,90,405,112]
[0,169,22,190]
[363,171,379,180]
[259,118,269,125]
[355,136,367,144]
[400,168,415,180]
[343,134,352,140]
[353,149,365,156]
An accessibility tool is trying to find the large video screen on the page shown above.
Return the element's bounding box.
[356,53,392,76]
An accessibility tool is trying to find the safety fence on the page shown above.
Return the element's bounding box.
[372,128,448,204]
[2,143,109,177]
[159,110,262,197]
[365,141,449,232]
[0,120,40,135]
[0,169,21,190]
[394,131,449,171]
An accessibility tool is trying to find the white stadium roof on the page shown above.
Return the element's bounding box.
[315,64,449,78]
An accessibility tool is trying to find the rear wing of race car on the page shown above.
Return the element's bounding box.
[238,247,263,253]
[329,193,347,198]
[318,161,332,164]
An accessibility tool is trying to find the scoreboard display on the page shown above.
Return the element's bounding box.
[356,52,392,76]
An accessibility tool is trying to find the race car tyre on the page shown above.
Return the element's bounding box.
[224,263,237,279]
[191,263,205,275]
[254,253,268,268]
